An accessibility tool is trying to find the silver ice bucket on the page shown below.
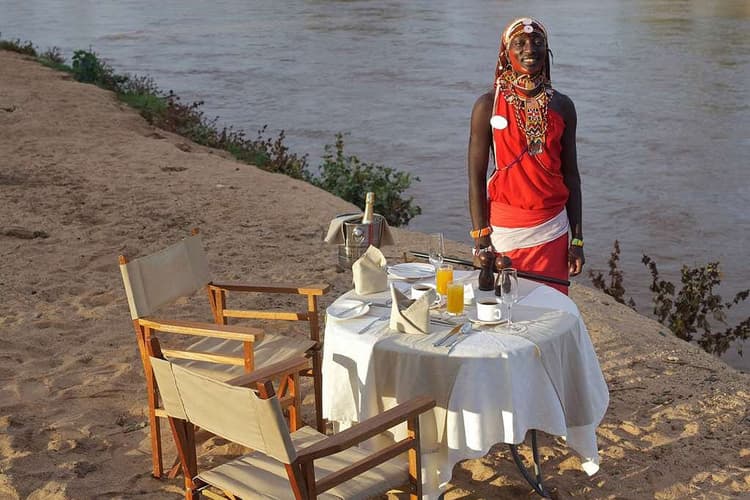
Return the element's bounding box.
[337,213,386,268]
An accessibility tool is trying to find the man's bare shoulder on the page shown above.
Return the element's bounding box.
[550,90,576,118]
[473,91,494,113]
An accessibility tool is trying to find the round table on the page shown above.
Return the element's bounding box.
[322,271,609,498]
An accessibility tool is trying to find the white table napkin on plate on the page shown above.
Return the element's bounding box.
[352,246,388,295]
[389,283,434,334]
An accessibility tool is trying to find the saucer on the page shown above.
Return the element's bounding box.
[466,310,505,326]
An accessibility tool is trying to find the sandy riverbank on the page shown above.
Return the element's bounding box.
[0,51,748,499]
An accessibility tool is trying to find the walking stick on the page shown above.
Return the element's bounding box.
[409,251,571,287]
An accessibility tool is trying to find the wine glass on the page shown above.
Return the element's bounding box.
[498,268,526,333]
[428,233,445,271]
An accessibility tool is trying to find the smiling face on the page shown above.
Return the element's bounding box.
[507,32,546,75]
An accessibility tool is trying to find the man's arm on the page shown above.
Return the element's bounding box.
[468,92,494,251]
[558,93,585,276]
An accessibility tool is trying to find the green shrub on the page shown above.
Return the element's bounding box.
[71,49,125,89]
[589,240,635,308]
[0,36,37,56]
[591,240,749,358]
[643,256,749,356]
[310,133,421,227]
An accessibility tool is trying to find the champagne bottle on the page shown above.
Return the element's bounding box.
[361,192,375,224]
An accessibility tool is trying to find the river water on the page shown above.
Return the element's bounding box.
[2,0,748,370]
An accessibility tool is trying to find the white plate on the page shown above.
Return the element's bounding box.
[388,263,435,280]
[327,299,370,320]
[466,309,506,326]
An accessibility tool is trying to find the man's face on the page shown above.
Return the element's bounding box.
[507,32,546,75]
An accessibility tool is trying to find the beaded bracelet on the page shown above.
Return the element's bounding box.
[570,238,584,248]
[470,227,492,238]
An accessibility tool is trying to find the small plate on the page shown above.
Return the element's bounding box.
[327,299,370,320]
[466,310,505,326]
[388,263,435,280]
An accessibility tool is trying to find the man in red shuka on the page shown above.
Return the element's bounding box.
[468,17,584,294]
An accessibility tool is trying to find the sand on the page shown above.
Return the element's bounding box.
[0,50,748,499]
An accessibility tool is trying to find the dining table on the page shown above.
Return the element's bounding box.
[321,268,609,499]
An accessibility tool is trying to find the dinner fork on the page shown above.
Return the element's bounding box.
[357,315,387,334]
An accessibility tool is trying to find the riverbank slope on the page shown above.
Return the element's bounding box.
[0,51,748,499]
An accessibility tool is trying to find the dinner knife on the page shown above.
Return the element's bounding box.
[433,323,463,347]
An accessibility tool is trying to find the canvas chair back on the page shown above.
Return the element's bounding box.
[120,234,211,319]
[150,357,298,464]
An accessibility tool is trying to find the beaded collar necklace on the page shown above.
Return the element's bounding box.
[496,70,553,156]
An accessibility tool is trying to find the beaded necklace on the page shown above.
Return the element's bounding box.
[496,70,553,156]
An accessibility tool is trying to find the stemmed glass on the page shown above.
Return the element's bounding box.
[498,268,526,333]
[428,233,445,271]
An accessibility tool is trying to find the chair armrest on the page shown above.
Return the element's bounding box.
[209,282,330,296]
[138,317,265,342]
[224,356,309,387]
[296,396,436,462]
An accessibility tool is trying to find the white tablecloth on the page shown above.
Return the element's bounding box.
[322,271,609,498]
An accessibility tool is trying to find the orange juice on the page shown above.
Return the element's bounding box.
[446,282,464,314]
[436,265,453,295]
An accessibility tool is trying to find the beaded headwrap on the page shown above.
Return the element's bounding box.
[494,17,553,156]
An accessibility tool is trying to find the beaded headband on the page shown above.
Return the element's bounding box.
[495,17,551,86]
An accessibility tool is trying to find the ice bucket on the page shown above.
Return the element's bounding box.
[337,213,386,268]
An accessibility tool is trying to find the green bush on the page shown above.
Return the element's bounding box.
[643,256,749,356]
[588,240,636,308]
[0,36,37,56]
[71,49,125,89]
[591,240,749,358]
[310,133,421,227]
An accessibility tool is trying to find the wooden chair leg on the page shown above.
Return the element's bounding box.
[149,406,164,478]
[311,350,325,433]
[407,415,422,500]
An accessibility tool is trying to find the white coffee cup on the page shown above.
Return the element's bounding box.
[476,299,502,322]
[411,283,434,300]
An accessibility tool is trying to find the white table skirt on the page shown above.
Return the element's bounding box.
[322,272,609,498]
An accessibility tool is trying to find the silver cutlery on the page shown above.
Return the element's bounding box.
[357,315,387,334]
[433,323,463,347]
[430,317,457,326]
[445,323,474,351]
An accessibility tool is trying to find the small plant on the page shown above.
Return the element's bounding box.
[589,240,636,308]
[643,256,749,356]
[40,46,65,64]
[310,133,421,227]
[0,36,37,56]
[71,49,125,89]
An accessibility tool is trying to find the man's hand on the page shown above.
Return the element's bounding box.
[568,245,585,276]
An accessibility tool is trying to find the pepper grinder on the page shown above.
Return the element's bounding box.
[477,249,496,291]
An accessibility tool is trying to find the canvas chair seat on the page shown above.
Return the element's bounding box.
[174,335,317,381]
[198,426,406,500]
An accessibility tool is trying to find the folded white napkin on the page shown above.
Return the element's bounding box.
[323,213,395,246]
[352,246,388,295]
[389,283,434,335]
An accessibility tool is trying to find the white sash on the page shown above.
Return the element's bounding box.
[490,208,569,253]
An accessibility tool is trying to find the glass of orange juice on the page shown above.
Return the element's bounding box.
[446,281,464,315]
[436,264,453,296]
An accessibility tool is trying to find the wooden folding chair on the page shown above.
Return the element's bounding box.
[119,230,329,478]
[148,338,435,500]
